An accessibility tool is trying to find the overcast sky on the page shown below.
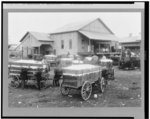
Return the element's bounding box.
[8,12,141,44]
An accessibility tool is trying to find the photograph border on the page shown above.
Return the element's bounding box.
[1,1,149,119]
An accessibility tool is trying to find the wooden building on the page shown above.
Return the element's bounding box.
[18,31,54,58]
[8,44,19,57]
[120,35,141,54]
[50,18,119,56]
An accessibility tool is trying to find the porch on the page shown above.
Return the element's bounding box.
[33,44,54,56]
[22,43,54,59]
[78,30,118,55]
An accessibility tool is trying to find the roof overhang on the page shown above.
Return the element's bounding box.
[120,41,141,44]
[79,30,118,41]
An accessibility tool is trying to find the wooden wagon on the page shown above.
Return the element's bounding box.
[44,55,57,70]
[99,58,115,80]
[119,56,140,70]
[60,64,107,100]
[8,59,48,89]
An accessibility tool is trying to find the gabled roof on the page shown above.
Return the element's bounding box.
[51,18,114,34]
[20,31,53,42]
[119,35,141,43]
[79,31,118,41]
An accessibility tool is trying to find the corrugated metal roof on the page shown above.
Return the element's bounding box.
[79,30,119,41]
[119,35,141,43]
[51,19,95,34]
[20,31,53,42]
[30,31,52,41]
[51,18,114,34]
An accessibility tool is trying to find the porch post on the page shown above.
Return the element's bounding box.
[109,42,111,52]
[39,46,40,54]
[99,43,101,53]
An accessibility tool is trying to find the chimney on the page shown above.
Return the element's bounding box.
[129,33,132,37]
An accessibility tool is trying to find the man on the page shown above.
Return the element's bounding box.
[53,60,62,86]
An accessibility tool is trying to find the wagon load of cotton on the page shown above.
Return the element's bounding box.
[8,59,45,70]
[84,55,99,65]
[99,56,113,67]
[62,64,101,76]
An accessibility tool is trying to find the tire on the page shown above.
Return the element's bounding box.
[60,83,70,96]
[10,75,20,88]
[98,77,105,93]
[81,81,92,101]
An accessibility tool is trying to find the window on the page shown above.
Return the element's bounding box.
[82,39,84,45]
[61,40,64,49]
[82,39,84,49]
[69,39,72,49]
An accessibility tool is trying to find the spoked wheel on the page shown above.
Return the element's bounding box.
[38,77,48,90]
[130,62,135,70]
[60,83,70,96]
[98,77,105,93]
[40,81,47,89]
[10,75,20,88]
[81,81,92,101]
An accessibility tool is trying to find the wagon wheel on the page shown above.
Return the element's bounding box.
[40,81,46,89]
[10,75,20,88]
[81,81,92,101]
[98,77,105,93]
[130,62,135,70]
[40,77,48,89]
[60,83,70,96]
[111,69,115,80]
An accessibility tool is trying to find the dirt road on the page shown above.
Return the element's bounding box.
[8,67,141,107]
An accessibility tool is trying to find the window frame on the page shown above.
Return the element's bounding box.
[61,40,64,49]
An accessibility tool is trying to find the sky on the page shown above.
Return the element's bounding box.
[8,12,141,44]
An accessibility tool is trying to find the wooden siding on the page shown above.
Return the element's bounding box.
[21,34,41,47]
[77,33,89,53]
[50,32,78,55]
[20,33,53,57]
[20,34,40,58]
[81,19,111,34]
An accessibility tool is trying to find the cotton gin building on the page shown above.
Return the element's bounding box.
[50,18,119,56]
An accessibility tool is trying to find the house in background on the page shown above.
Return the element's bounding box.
[18,31,54,58]
[50,18,119,56]
[8,44,18,50]
[17,18,120,58]
[8,44,19,57]
[119,34,141,54]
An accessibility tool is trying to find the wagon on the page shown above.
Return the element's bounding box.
[44,54,57,70]
[119,56,140,70]
[8,59,48,89]
[53,58,73,86]
[99,57,115,80]
[60,64,106,100]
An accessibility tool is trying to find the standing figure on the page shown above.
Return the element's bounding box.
[35,69,42,90]
[20,68,28,89]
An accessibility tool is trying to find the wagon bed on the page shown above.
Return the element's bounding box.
[8,59,47,89]
[8,60,44,77]
[61,64,106,100]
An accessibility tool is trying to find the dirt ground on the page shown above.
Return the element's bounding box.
[8,67,141,107]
